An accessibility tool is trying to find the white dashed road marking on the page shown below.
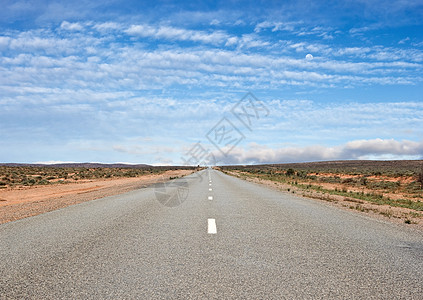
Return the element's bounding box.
[209,188,212,191]
[208,196,213,200]
[208,218,217,234]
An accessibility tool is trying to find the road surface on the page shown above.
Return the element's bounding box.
[1,169,423,299]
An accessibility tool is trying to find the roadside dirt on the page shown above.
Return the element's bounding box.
[225,170,423,230]
[0,169,194,224]
[306,172,417,201]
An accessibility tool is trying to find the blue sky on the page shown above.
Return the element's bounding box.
[0,0,423,165]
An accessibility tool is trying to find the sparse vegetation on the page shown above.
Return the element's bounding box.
[221,160,423,213]
[0,165,197,188]
[417,164,423,190]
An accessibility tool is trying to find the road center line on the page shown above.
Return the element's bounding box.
[209,188,212,191]
[208,218,217,234]
[208,196,213,200]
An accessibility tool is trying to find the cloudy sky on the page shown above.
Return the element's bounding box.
[1,0,422,165]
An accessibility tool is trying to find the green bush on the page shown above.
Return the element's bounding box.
[286,168,295,176]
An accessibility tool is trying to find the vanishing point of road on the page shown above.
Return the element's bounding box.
[1,169,422,299]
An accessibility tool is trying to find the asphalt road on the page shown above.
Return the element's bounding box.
[1,169,423,299]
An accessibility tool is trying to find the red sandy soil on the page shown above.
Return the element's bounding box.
[0,170,193,224]
[306,172,417,201]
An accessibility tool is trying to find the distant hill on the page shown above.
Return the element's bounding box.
[0,163,152,168]
[222,160,423,174]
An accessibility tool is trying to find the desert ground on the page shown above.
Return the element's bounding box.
[0,167,195,224]
[220,160,423,229]
[2,161,422,228]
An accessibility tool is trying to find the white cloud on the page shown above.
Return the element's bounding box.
[225,36,238,47]
[1,7,422,165]
[60,21,84,31]
[210,19,220,26]
[125,24,230,45]
[1,22,421,95]
[343,139,423,156]
[1,24,422,149]
[213,139,423,164]
[254,21,300,33]
[233,20,245,26]
[1,45,419,97]
[239,34,270,49]
[399,37,410,44]
[93,22,122,33]
[254,21,335,41]
[0,36,10,49]
[336,47,371,56]
[349,26,372,35]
